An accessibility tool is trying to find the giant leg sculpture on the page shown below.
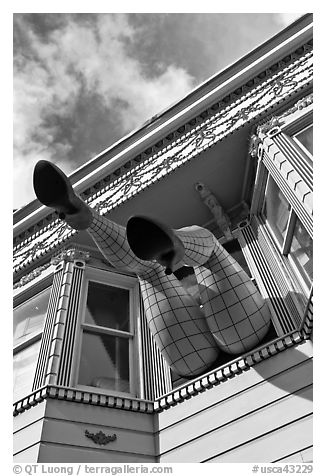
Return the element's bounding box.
[33,161,270,378]
[128,219,271,355]
[86,212,220,377]
[33,161,219,378]
[175,226,271,354]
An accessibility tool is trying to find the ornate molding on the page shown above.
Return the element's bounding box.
[13,262,52,289]
[249,92,313,157]
[13,48,313,276]
[13,248,91,289]
[50,248,90,266]
[195,182,232,239]
[85,430,117,445]
[154,330,304,412]
[13,385,155,416]
[13,330,305,417]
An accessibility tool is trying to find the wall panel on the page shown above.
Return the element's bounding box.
[38,399,157,463]
[157,341,313,463]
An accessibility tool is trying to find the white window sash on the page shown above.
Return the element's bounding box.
[71,267,139,397]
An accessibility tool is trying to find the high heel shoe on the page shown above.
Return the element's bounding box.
[33,160,80,215]
[126,215,185,275]
[33,160,92,230]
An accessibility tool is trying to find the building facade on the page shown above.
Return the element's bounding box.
[13,14,313,463]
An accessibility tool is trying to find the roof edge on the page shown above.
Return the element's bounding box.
[14,13,312,232]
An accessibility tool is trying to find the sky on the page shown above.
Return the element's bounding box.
[13,12,303,210]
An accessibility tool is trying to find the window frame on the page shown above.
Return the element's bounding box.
[261,174,292,250]
[71,266,140,398]
[280,105,313,168]
[292,124,313,160]
[13,273,53,402]
[13,274,53,355]
[260,173,312,298]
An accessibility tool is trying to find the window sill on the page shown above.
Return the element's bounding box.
[13,330,307,417]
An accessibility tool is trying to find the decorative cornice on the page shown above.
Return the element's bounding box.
[13,385,155,417]
[50,248,90,265]
[13,46,313,277]
[13,247,91,289]
[249,92,313,157]
[13,330,306,417]
[13,262,52,289]
[85,429,117,445]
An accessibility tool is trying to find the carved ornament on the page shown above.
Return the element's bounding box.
[195,182,232,239]
[50,248,90,265]
[85,430,117,445]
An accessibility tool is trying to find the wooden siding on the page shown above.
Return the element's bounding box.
[14,444,41,462]
[14,419,43,460]
[276,446,313,463]
[157,340,312,463]
[13,401,46,461]
[37,399,157,463]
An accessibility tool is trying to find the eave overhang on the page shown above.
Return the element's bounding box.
[13,15,313,280]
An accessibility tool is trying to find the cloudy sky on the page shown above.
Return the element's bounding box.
[13,12,302,210]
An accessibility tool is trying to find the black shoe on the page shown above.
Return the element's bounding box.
[126,215,185,274]
[33,160,79,215]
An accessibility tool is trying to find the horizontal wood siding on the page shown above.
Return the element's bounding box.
[13,444,40,462]
[13,402,46,461]
[37,443,156,463]
[38,399,157,463]
[157,340,312,463]
[276,445,313,463]
[14,419,43,458]
[206,415,312,463]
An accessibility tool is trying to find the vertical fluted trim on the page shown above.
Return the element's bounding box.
[42,260,75,385]
[139,296,172,400]
[261,146,312,238]
[239,223,297,334]
[273,133,312,191]
[56,262,85,386]
[32,264,64,390]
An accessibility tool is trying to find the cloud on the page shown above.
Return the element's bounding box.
[13,13,305,209]
[13,13,196,209]
[277,13,303,26]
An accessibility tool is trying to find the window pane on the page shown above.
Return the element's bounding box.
[13,287,51,346]
[78,332,130,393]
[294,125,313,155]
[263,177,291,246]
[13,340,41,401]
[289,218,313,286]
[85,281,130,332]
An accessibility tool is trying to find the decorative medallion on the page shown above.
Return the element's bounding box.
[85,429,117,446]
